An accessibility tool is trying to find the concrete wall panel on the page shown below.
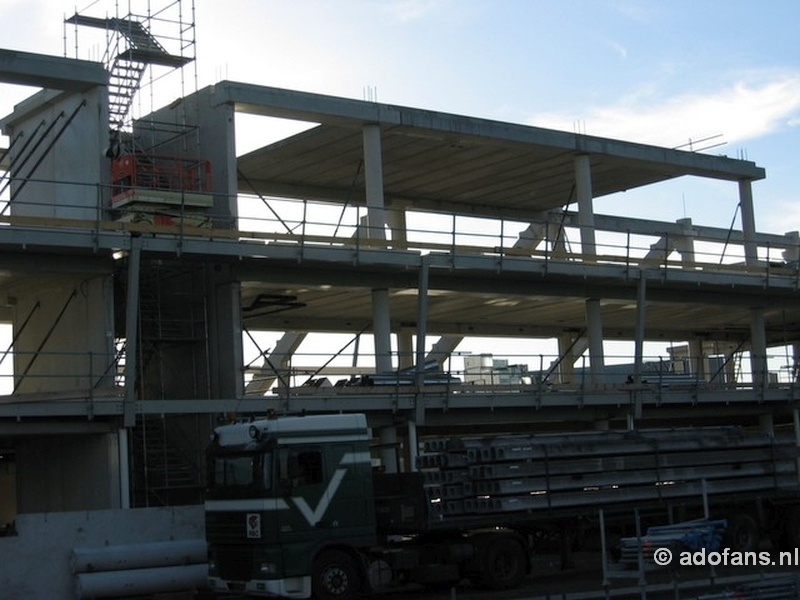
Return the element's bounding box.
[12,275,114,395]
[1,87,109,220]
[15,433,119,513]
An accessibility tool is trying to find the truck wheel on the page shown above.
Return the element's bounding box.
[480,537,526,590]
[313,549,361,600]
[724,513,760,553]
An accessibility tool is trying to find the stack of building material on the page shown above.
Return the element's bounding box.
[417,428,799,519]
[72,539,207,598]
[617,518,727,567]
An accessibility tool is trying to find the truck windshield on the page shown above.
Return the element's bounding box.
[210,452,272,491]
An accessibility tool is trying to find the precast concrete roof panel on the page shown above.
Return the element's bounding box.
[221,82,766,219]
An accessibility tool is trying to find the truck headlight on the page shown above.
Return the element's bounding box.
[259,562,277,575]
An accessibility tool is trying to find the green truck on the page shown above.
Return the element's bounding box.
[205,413,800,599]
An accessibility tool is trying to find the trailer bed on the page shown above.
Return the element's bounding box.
[374,427,800,535]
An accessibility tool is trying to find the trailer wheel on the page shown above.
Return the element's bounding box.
[313,549,361,600]
[480,537,526,590]
[724,513,760,553]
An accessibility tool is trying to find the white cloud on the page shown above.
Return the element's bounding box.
[527,71,800,148]
[604,39,628,60]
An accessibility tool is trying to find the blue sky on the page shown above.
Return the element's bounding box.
[1,0,798,233]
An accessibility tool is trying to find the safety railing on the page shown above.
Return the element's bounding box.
[1,177,798,283]
[0,348,121,399]
[242,347,799,399]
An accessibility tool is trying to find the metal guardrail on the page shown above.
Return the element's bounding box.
[1,176,798,273]
[694,575,800,600]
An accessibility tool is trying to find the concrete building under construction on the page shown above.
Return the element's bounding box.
[1,2,799,597]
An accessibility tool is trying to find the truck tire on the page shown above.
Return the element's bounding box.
[480,536,526,590]
[724,513,760,553]
[313,549,361,600]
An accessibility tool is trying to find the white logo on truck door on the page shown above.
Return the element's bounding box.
[292,468,346,527]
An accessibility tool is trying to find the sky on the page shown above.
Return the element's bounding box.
[0,0,799,375]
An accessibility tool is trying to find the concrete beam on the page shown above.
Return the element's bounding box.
[212,81,765,181]
[0,49,107,91]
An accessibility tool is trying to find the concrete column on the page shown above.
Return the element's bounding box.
[784,231,800,264]
[676,218,696,264]
[557,333,586,385]
[726,350,738,384]
[750,308,768,390]
[408,421,418,473]
[118,428,130,509]
[585,299,604,385]
[372,289,392,373]
[414,259,430,425]
[363,124,387,243]
[208,267,244,399]
[759,413,774,436]
[363,124,392,373]
[379,426,399,474]
[574,155,596,258]
[794,342,800,383]
[385,203,408,250]
[794,408,800,483]
[739,180,758,266]
[633,273,647,384]
[123,236,142,428]
[397,332,414,369]
[689,339,706,381]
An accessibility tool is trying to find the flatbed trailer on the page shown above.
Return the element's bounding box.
[205,414,800,599]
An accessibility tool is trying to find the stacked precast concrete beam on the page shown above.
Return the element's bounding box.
[417,428,799,518]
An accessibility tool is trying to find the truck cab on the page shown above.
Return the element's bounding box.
[205,413,376,597]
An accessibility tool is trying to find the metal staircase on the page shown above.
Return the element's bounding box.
[107,55,147,132]
[65,8,193,131]
[130,414,204,507]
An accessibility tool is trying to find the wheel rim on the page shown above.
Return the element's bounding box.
[322,565,349,596]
